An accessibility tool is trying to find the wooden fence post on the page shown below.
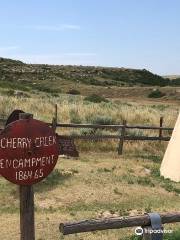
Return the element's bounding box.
[118,120,126,155]
[159,116,163,142]
[19,113,35,240]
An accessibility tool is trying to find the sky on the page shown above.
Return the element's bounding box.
[0,0,180,75]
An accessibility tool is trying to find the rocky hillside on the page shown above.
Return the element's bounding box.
[0,57,174,94]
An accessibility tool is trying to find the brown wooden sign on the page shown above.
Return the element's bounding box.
[0,118,59,185]
[58,136,79,157]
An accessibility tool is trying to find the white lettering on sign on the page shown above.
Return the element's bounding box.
[0,136,56,149]
[0,154,56,181]
[15,168,44,181]
[0,154,55,169]
[35,136,56,147]
[0,137,31,149]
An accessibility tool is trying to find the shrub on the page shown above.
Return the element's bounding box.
[35,84,61,94]
[86,115,115,125]
[3,89,15,96]
[126,129,146,137]
[150,165,160,178]
[161,182,180,194]
[51,92,59,97]
[67,89,80,95]
[97,167,112,173]
[80,128,96,135]
[84,94,109,103]
[148,89,166,98]
[69,109,81,123]
[80,128,104,139]
[136,176,154,187]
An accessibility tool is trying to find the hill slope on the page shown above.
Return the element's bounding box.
[0,57,171,94]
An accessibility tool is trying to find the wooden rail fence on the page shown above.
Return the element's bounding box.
[0,113,174,155]
[53,116,173,155]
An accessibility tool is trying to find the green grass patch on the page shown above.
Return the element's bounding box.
[84,94,109,103]
[148,89,166,98]
[35,169,73,192]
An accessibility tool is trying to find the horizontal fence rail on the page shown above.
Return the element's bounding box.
[53,123,173,131]
[58,135,170,141]
[60,212,180,235]
[0,116,173,131]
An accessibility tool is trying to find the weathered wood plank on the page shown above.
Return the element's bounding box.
[60,212,180,235]
[54,123,173,131]
[59,135,170,141]
[20,185,35,240]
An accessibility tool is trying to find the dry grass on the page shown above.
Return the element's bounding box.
[0,93,178,126]
[0,149,180,239]
[0,93,179,239]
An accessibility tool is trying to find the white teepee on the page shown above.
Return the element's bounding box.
[160,113,180,182]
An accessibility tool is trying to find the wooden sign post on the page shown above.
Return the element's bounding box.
[0,112,59,240]
[19,113,35,240]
